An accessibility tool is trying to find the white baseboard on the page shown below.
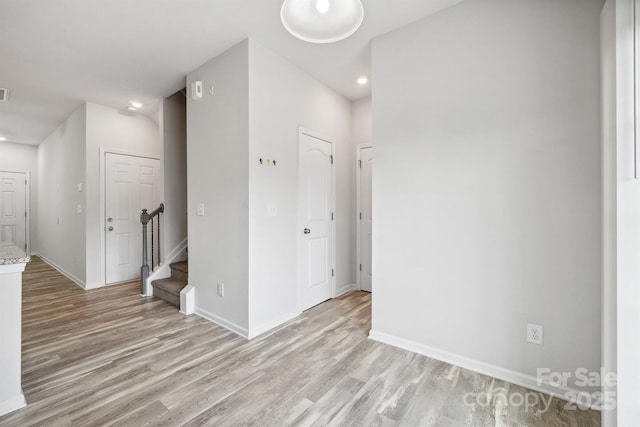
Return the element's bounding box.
[32,252,87,289]
[195,306,249,339]
[248,309,301,340]
[335,284,355,297]
[0,392,26,417]
[368,330,600,410]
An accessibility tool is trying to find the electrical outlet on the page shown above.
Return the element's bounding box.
[217,282,224,297]
[527,323,544,345]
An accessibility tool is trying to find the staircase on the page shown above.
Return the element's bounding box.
[152,261,188,308]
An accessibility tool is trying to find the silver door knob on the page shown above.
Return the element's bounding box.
[107,217,113,222]
[303,228,311,234]
[108,226,114,231]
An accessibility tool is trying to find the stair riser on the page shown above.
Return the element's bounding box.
[171,269,188,281]
[154,287,180,308]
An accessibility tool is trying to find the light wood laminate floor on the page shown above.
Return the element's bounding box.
[0,257,600,426]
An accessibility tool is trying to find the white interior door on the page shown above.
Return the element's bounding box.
[0,172,27,251]
[105,153,161,284]
[358,146,372,292]
[299,131,334,311]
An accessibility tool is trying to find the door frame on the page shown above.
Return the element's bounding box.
[99,148,162,287]
[0,169,31,254]
[356,143,372,291]
[297,127,336,311]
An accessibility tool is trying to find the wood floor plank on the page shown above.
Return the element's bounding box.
[0,257,601,426]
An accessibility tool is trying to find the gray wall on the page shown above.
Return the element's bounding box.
[187,40,251,333]
[161,91,188,258]
[371,0,603,392]
[37,105,87,284]
[248,40,352,335]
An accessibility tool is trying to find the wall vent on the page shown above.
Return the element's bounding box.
[0,88,9,101]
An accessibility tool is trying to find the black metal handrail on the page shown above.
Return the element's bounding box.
[140,203,164,294]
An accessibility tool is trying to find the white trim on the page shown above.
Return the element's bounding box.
[32,252,87,289]
[297,127,337,311]
[0,263,27,274]
[355,143,372,291]
[247,309,301,340]
[0,392,26,417]
[195,306,249,339]
[368,330,601,411]
[99,149,161,287]
[145,237,188,296]
[0,170,31,254]
[179,284,195,315]
[335,284,355,297]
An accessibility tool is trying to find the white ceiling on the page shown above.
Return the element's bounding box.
[0,0,462,145]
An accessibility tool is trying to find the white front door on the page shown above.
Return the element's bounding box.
[105,153,161,284]
[358,146,372,292]
[0,171,27,251]
[298,131,334,311]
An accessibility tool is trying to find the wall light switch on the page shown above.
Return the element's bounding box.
[77,204,82,214]
[77,183,83,192]
[267,203,277,217]
[197,203,205,216]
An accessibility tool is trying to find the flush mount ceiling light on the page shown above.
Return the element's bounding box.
[281,0,364,43]
[129,101,143,108]
[357,76,368,85]
[0,136,6,141]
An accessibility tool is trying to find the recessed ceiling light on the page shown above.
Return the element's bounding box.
[130,101,143,108]
[0,136,6,141]
[127,106,137,112]
[357,76,368,85]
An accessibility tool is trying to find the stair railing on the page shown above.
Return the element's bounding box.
[140,203,164,295]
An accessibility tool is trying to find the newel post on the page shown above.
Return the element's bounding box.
[140,208,151,295]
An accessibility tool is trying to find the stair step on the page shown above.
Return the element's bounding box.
[170,261,188,274]
[170,261,188,281]
[152,278,187,307]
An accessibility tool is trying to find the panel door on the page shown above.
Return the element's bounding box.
[105,153,160,284]
[0,172,27,250]
[299,133,333,311]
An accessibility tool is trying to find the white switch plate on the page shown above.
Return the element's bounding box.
[77,183,83,192]
[197,203,205,216]
[77,204,82,214]
[217,282,224,297]
[267,203,277,217]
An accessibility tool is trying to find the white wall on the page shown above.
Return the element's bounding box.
[602,0,638,424]
[160,91,188,258]
[187,40,250,334]
[248,39,352,336]
[351,97,372,146]
[371,0,603,396]
[0,141,38,251]
[36,105,87,284]
[85,102,160,287]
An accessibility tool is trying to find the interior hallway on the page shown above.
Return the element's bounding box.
[0,257,600,426]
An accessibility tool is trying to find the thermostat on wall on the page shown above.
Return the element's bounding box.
[191,81,203,101]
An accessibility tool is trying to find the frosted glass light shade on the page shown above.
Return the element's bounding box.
[281,0,364,44]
